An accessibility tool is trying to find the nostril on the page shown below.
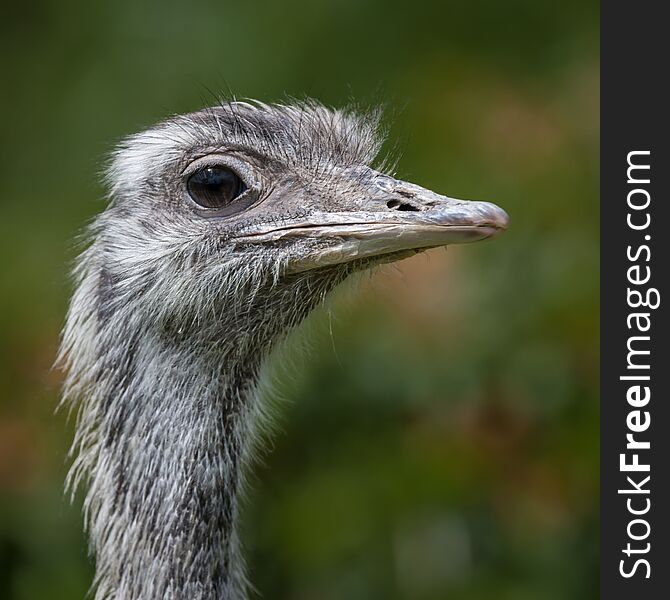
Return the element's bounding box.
[387,199,420,212]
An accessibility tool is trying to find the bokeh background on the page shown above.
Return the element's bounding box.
[0,1,598,598]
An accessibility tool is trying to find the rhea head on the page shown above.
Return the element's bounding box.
[92,101,508,349]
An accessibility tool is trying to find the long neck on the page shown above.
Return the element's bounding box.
[80,333,264,600]
[63,258,351,600]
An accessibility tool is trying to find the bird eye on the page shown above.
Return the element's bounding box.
[186,166,248,209]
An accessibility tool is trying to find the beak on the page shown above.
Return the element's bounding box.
[237,173,509,273]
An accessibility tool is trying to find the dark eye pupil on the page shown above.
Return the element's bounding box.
[187,166,247,209]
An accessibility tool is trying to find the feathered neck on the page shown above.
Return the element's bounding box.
[68,320,261,598]
[60,245,351,599]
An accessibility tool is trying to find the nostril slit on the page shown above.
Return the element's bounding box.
[387,199,420,212]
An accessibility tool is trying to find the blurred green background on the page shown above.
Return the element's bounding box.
[0,1,598,598]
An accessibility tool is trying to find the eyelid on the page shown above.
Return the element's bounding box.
[182,154,255,189]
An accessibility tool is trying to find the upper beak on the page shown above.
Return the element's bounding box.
[237,173,509,273]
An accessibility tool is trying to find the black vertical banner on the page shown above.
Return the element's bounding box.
[602,1,670,598]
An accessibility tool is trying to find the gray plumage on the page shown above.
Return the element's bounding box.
[59,100,507,600]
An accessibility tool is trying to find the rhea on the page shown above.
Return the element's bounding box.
[59,101,508,599]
